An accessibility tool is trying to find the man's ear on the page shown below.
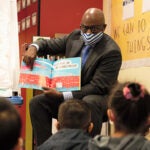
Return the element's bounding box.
[13,137,23,150]
[88,122,94,133]
[55,120,60,130]
[102,24,107,31]
[107,109,115,123]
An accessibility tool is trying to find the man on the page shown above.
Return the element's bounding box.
[0,97,22,150]
[23,8,122,146]
[38,100,93,150]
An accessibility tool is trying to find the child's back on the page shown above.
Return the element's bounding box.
[89,134,150,150]
[38,100,93,150]
[88,82,150,150]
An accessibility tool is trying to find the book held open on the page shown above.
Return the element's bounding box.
[19,57,81,92]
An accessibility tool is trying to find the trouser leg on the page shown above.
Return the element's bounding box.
[82,95,108,137]
[29,94,62,146]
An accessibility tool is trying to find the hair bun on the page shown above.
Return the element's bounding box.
[123,83,145,101]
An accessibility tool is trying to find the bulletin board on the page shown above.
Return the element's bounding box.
[111,0,150,69]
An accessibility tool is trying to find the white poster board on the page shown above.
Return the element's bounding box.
[0,0,20,97]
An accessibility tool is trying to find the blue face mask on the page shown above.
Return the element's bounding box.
[81,31,103,46]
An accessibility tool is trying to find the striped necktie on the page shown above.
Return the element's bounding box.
[81,45,91,68]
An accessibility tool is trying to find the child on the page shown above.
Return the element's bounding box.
[89,82,150,150]
[0,97,22,150]
[38,99,93,150]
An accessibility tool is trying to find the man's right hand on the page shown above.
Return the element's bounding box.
[23,45,37,70]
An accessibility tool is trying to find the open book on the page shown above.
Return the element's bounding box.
[19,57,81,92]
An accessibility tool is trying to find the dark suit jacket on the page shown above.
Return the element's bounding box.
[34,29,122,99]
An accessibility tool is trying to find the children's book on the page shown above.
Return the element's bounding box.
[19,57,81,92]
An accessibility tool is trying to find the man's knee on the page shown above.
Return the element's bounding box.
[82,95,107,105]
[82,95,108,120]
[82,95,99,103]
[29,94,43,113]
[30,95,37,107]
[29,98,37,115]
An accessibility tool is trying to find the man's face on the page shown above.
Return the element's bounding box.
[80,14,106,34]
[80,24,105,34]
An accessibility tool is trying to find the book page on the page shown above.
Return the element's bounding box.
[52,57,81,91]
[19,58,53,90]
[19,57,81,92]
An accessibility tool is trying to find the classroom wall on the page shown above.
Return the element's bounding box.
[40,0,103,37]
[110,0,150,91]
[103,0,150,136]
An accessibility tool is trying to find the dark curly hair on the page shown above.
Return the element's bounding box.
[108,82,150,135]
[58,99,91,130]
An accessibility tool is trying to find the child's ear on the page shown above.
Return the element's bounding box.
[107,109,115,123]
[13,137,23,150]
[88,122,94,133]
[55,120,60,130]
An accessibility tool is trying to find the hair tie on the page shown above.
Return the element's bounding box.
[123,87,133,100]
[123,84,145,101]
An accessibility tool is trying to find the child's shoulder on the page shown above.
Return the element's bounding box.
[88,134,150,150]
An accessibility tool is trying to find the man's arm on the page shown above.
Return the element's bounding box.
[23,35,68,69]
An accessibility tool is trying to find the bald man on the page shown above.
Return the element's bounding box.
[23,8,122,146]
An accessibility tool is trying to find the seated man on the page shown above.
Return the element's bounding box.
[23,7,122,146]
[0,97,22,150]
[38,99,93,150]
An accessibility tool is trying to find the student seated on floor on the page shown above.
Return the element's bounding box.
[38,99,93,150]
[0,97,22,150]
[88,82,150,150]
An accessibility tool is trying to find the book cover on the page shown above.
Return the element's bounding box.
[19,57,81,92]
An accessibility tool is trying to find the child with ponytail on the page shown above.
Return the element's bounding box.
[88,82,150,150]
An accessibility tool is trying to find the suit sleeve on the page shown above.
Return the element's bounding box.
[33,35,68,56]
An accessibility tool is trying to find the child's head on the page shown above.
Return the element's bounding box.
[57,99,93,133]
[0,97,22,150]
[108,82,150,135]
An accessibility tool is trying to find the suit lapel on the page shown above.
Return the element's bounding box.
[82,47,98,71]
[69,37,84,57]
[82,42,105,73]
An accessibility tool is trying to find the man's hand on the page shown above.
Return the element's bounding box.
[23,46,37,70]
[42,87,63,99]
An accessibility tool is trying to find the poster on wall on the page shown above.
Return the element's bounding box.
[22,0,26,9]
[26,16,31,29]
[21,18,26,31]
[17,0,21,12]
[27,0,31,6]
[142,0,150,12]
[32,12,37,26]
[123,0,134,20]
[111,0,150,69]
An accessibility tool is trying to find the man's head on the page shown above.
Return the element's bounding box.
[56,100,93,133]
[80,8,107,34]
[0,97,22,150]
